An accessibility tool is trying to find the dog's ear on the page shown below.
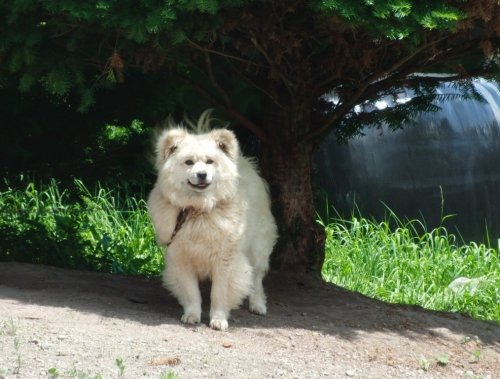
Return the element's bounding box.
[155,128,187,169]
[210,129,239,160]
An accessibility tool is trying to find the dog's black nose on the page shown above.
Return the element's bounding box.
[197,172,207,180]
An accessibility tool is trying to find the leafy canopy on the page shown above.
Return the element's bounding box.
[0,0,498,139]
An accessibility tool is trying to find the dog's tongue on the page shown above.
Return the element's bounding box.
[190,180,209,189]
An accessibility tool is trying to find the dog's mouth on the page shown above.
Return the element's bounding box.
[188,181,211,191]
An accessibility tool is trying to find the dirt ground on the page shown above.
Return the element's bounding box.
[0,262,498,379]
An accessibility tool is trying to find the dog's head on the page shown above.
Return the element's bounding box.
[154,127,240,210]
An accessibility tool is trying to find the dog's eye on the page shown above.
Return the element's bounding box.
[206,159,214,164]
[185,160,194,166]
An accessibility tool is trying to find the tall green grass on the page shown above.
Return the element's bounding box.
[1,179,499,322]
[0,179,163,276]
[320,210,500,322]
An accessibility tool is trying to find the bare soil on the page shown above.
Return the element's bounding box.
[0,262,498,379]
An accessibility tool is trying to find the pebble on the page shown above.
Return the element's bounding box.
[40,343,51,351]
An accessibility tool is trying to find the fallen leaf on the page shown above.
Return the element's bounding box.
[149,356,181,366]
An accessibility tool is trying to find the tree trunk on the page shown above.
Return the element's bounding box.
[261,139,326,274]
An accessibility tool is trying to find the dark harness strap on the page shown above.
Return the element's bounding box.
[166,208,190,246]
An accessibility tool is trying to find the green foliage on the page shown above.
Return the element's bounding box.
[115,357,125,377]
[18,72,37,92]
[86,119,153,188]
[320,210,500,322]
[0,0,234,108]
[0,0,494,120]
[159,371,179,379]
[0,77,156,189]
[315,0,464,39]
[42,68,72,97]
[0,179,163,276]
[48,367,60,378]
[0,0,496,167]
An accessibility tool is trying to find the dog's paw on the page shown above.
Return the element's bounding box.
[249,302,267,315]
[209,318,229,331]
[181,313,201,325]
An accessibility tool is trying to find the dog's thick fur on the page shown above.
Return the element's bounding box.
[148,112,278,330]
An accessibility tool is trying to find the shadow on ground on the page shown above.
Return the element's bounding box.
[0,262,498,346]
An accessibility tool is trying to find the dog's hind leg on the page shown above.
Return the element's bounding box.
[246,240,272,315]
[249,266,268,315]
[163,264,202,324]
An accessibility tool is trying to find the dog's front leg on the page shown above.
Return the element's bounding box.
[209,269,231,331]
[147,186,177,245]
[163,262,202,325]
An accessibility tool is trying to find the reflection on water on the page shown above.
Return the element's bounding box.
[315,79,500,244]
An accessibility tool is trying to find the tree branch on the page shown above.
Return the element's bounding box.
[204,51,232,108]
[186,38,263,68]
[224,58,284,108]
[369,35,451,85]
[250,36,295,93]
[180,75,268,142]
[302,34,464,142]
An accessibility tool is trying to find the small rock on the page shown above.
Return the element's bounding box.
[40,343,50,351]
[346,370,355,377]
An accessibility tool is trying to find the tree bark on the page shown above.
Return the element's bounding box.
[261,134,326,274]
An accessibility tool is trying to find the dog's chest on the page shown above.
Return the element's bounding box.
[175,208,244,251]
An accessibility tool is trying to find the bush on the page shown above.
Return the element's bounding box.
[0,179,163,276]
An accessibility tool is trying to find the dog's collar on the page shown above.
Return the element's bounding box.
[166,207,191,246]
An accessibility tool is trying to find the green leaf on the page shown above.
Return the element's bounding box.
[42,68,72,96]
[437,353,449,366]
[195,0,219,14]
[18,72,36,92]
[77,88,95,113]
[47,367,60,378]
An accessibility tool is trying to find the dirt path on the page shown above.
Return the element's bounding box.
[0,262,498,379]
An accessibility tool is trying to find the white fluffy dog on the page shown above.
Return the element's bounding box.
[148,112,277,330]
